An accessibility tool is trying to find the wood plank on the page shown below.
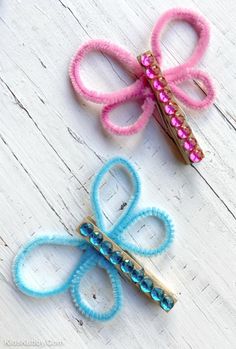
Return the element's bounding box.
[0,1,235,348]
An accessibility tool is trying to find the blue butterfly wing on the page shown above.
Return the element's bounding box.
[70,247,122,321]
[91,157,141,238]
[13,235,122,321]
[116,207,174,256]
[12,235,85,297]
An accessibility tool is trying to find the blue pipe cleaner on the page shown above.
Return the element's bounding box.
[12,157,174,321]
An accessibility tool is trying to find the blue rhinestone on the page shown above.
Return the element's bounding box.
[109,251,122,265]
[151,287,164,302]
[131,268,144,283]
[100,241,113,256]
[140,277,153,293]
[89,231,103,246]
[79,223,94,237]
[120,259,134,273]
[160,296,174,311]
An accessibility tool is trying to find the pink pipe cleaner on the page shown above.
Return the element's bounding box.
[69,8,215,136]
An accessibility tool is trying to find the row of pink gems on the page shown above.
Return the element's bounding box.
[140,52,204,163]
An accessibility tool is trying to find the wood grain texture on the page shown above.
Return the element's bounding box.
[0,0,235,348]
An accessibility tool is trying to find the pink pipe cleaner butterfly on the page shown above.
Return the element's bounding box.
[69,8,215,162]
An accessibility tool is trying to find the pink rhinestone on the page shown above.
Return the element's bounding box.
[170,115,184,128]
[141,54,153,67]
[189,149,204,163]
[183,138,197,151]
[146,67,156,79]
[153,79,165,91]
[159,91,170,103]
[165,104,176,115]
[177,126,191,139]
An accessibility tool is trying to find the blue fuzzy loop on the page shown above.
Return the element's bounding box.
[70,252,122,321]
[12,157,174,321]
[117,207,174,256]
[91,156,141,234]
[12,235,85,297]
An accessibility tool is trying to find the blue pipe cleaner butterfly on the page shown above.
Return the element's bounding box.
[12,157,174,321]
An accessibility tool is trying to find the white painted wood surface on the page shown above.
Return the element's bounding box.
[0,0,235,348]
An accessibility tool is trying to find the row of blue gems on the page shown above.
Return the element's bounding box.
[79,223,123,265]
[110,257,174,310]
[130,267,174,311]
[79,223,174,311]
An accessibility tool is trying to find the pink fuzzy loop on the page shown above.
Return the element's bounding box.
[69,8,215,136]
[102,96,155,135]
[151,8,210,69]
[168,68,215,109]
[151,8,215,110]
[69,39,143,105]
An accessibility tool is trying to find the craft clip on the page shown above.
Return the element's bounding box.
[70,8,215,164]
[137,51,204,164]
[12,157,176,321]
[78,216,177,312]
